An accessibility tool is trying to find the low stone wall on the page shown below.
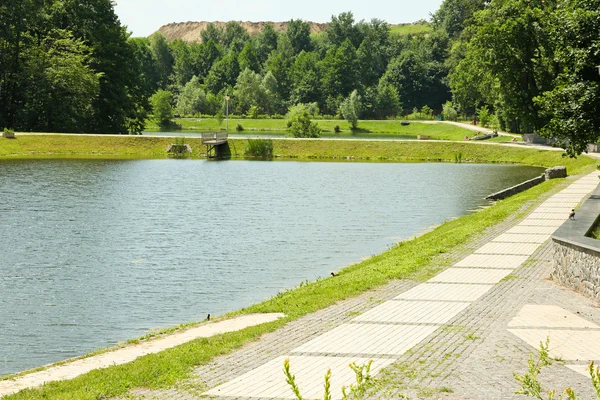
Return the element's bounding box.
[486,175,546,200]
[552,185,600,302]
[486,166,567,201]
[553,240,600,300]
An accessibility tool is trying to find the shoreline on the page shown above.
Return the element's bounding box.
[1,138,598,399]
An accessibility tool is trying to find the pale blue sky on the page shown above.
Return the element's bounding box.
[113,0,445,37]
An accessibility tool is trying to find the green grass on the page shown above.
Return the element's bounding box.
[0,136,595,175]
[389,23,433,37]
[147,118,512,142]
[2,172,592,399]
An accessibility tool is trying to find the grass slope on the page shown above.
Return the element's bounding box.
[147,119,514,142]
[1,136,591,175]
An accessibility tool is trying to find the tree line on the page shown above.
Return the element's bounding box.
[1,0,599,154]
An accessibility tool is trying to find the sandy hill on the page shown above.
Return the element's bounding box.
[155,21,413,43]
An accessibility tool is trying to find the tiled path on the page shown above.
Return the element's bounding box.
[188,173,600,399]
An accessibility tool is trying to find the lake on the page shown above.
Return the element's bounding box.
[0,159,544,375]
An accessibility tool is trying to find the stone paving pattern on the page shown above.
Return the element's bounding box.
[121,174,600,399]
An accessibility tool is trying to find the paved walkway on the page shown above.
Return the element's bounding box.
[0,314,284,398]
[116,171,600,400]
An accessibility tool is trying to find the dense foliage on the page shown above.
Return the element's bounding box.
[0,0,152,134]
[2,1,599,152]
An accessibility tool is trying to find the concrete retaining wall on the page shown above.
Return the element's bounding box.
[552,185,600,302]
[486,175,546,200]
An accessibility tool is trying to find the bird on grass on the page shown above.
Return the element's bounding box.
[569,209,576,220]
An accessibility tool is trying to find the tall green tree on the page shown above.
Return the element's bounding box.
[536,0,600,156]
[286,19,312,55]
[148,32,173,89]
[340,90,362,129]
[320,39,358,113]
[255,23,279,64]
[234,68,268,114]
[238,41,260,73]
[177,76,206,116]
[326,12,364,48]
[151,89,173,126]
[290,51,322,105]
[205,50,240,94]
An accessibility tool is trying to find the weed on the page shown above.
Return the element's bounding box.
[283,359,374,400]
[244,139,273,159]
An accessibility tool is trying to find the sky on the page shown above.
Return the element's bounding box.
[113,0,445,37]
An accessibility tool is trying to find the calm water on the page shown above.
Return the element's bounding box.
[0,160,543,375]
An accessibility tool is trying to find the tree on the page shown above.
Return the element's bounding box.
[201,23,223,44]
[320,39,358,113]
[148,32,173,89]
[238,41,259,73]
[432,0,487,39]
[375,82,401,119]
[151,90,173,126]
[290,51,322,105]
[535,0,600,156]
[205,51,239,94]
[177,76,206,116]
[442,101,458,121]
[21,29,101,132]
[288,109,321,138]
[234,68,267,114]
[223,21,250,52]
[326,12,364,48]
[255,23,279,64]
[340,90,362,129]
[286,19,312,55]
[170,39,196,86]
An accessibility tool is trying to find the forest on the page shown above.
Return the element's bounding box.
[0,0,599,155]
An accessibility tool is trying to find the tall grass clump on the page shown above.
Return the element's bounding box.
[244,139,273,159]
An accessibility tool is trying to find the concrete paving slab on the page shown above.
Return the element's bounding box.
[519,219,566,227]
[428,268,514,284]
[566,364,592,377]
[508,305,600,329]
[509,329,600,361]
[352,300,470,325]
[455,254,529,269]
[204,355,396,400]
[395,283,494,302]
[292,324,439,356]
[507,225,558,235]
[492,233,549,243]
[527,212,571,220]
[475,242,541,256]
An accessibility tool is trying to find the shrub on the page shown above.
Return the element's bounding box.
[245,139,273,158]
[288,110,321,138]
[235,123,244,132]
[334,125,341,133]
[247,105,260,119]
[477,105,492,127]
[442,101,458,121]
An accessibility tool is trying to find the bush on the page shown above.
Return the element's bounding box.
[247,105,260,119]
[334,125,341,133]
[245,139,273,158]
[235,123,244,132]
[442,101,458,121]
[477,105,492,127]
[288,110,321,138]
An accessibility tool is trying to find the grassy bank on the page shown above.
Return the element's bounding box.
[0,135,593,174]
[146,119,515,142]
[3,171,586,400]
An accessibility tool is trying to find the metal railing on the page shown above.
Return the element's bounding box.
[201,132,228,143]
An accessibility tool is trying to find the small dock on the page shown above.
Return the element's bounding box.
[202,132,230,158]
